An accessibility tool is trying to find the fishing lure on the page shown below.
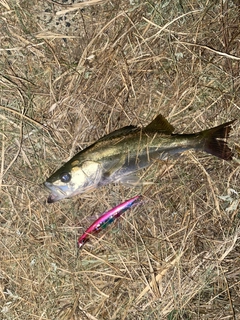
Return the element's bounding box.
[78,195,142,248]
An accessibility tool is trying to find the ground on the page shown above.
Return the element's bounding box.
[0,0,240,319]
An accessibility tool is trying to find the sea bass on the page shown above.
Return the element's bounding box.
[44,114,235,203]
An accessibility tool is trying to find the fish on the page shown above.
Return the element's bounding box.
[78,195,142,248]
[44,114,235,203]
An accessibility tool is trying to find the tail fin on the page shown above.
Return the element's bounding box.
[200,120,235,160]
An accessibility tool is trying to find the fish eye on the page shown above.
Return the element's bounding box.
[60,172,71,183]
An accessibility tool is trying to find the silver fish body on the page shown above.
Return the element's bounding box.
[44,115,235,203]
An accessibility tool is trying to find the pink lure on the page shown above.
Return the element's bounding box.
[78,195,142,248]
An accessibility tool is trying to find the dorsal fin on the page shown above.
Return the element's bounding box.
[144,114,174,134]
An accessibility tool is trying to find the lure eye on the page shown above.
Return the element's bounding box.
[60,172,71,183]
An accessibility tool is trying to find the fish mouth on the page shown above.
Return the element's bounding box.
[47,193,58,204]
[44,181,66,203]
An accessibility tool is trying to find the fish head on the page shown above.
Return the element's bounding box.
[44,160,102,203]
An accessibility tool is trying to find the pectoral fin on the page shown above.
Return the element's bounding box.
[101,153,127,182]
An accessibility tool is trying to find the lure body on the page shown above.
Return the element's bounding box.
[78,195,142,248]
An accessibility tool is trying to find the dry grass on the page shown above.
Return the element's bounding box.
[0,0,240,319]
